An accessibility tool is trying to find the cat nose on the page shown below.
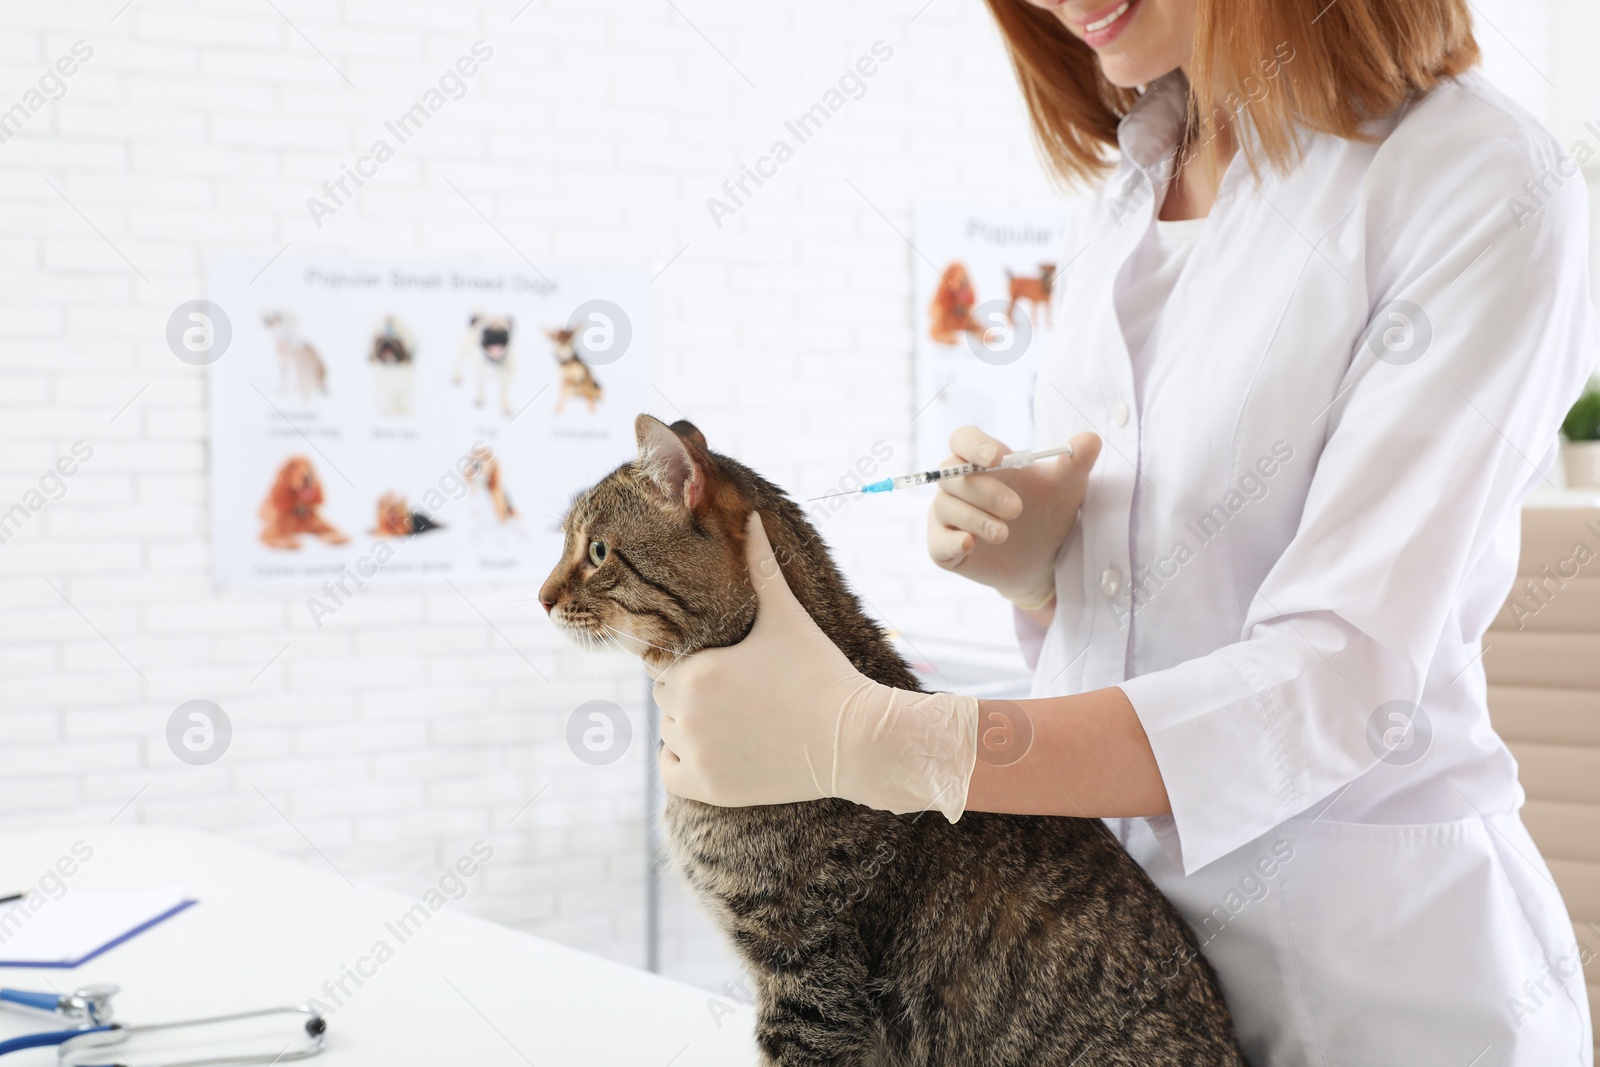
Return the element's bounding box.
[537,577,564,615]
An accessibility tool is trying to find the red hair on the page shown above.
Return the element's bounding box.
[982,0,1479,183]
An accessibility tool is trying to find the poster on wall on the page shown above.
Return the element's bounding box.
[202,256,652,591]
[912,204,1074,469]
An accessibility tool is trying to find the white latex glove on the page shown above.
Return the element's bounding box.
[651,512,980,822]
[926,427,1102,610]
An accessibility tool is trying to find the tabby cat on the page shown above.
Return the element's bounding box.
[539,414,1247,1067]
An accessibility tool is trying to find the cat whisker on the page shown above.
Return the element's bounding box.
[580,624,645,664]
[599,624,706,692]
[594,631,621,654]
[601,634,641,662]
[599,623,689,663]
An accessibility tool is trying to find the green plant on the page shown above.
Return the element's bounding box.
[1563,383,1600,442]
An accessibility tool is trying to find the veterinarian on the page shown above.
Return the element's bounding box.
[650,1,1597,1064]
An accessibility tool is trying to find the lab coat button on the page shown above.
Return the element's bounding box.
[1112,400,1129,427]
[1100,568,1122,597]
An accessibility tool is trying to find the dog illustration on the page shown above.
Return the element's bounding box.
[463,446,515,524]
[262,311,328,401]
[370,492,443,538]
[549,328,603,414]
[369,315,416,416]
[453,312,515,416]
[1006,263,1056,327]
[259,456,349,550]
[927,262,984,345]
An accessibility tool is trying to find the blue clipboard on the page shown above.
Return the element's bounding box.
[0,898,197,969]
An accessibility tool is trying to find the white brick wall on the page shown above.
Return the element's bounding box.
[0,0,1058,972]
[1,0,1578,981]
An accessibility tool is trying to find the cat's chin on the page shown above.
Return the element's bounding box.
[627,650,663,674]
[547,614,607,652]
[548,612,665,667]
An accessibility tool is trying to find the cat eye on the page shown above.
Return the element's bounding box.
[588,539,608,567]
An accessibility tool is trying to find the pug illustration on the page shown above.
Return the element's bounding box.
[453,312,515,416]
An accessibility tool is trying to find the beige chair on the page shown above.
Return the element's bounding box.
[1485,506,1600,1053]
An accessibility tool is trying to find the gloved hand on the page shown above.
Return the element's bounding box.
[652,512,980,822]
[926,427,1102,611]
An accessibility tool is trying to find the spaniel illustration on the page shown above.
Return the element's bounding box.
[927,261,984,345]
[1006,263,1056,327]
[369,315,416,416]
[259,456,349,550]
[549,327,603,414]
[370,492,443,538]
[453,312,515,416]
[463,447,515,524]
[262,311,328,401]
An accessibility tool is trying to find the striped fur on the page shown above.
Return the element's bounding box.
[541,415,1246,1067]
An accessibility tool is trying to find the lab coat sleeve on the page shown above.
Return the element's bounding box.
[1116,115,1600,875]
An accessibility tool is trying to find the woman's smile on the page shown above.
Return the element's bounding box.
[1069,0,1142,47]
[1027,0,1192,87]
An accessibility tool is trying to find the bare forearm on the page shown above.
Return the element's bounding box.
[963,685,1172,818]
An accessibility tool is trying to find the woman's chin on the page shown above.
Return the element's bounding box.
[1097,55,1178,90]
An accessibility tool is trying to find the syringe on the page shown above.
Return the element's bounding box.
[808,444,1074,501]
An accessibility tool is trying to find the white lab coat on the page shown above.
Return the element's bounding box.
[1023,69,1597,1066]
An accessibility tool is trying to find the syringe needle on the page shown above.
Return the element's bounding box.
[804,442,1074,501]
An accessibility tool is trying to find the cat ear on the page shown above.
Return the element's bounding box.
[669,420,708,450]
[635,414,707,510]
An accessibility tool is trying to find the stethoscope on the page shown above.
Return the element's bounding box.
[0,985,327,1066]
[0,985,119,1056]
